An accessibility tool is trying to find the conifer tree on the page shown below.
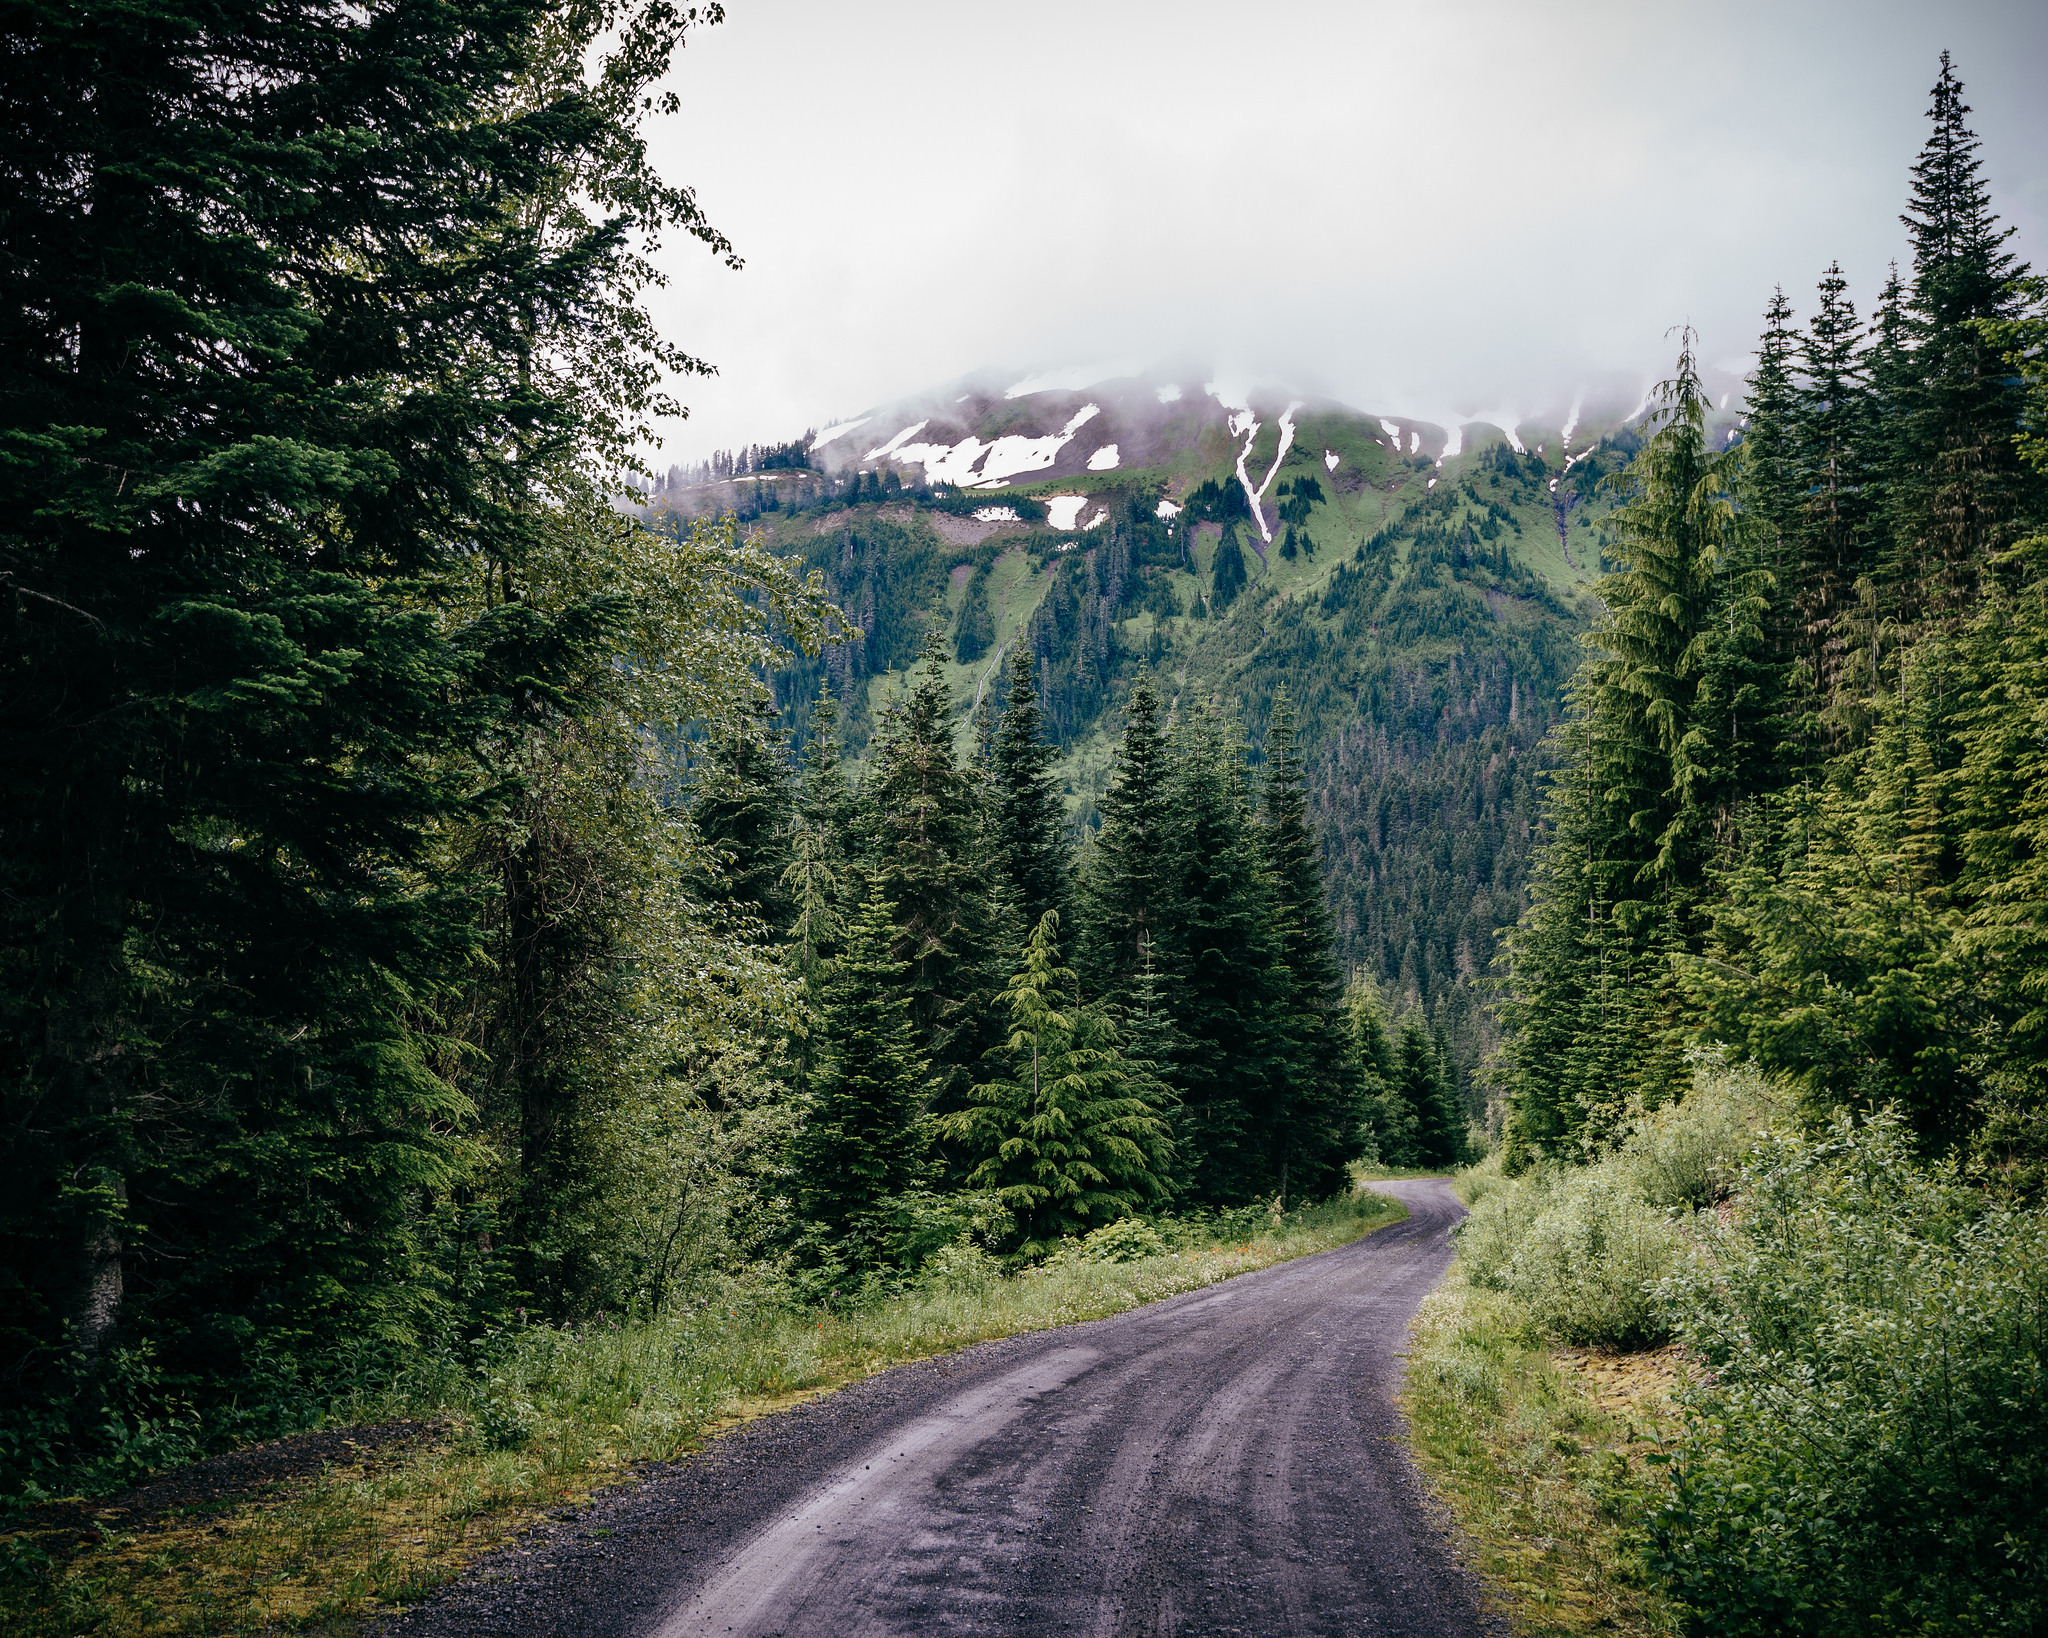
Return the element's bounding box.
[798,681,861,863]
[1258,692,1362,1202]
[1788,262,1878,712]
[990,647,1072,933]
[1211,523,1249,609]
[866,632,992,1084]
[1346,977,1416,1167]
[1155,697,1287,1202]
[1888,52,2038,626]
[1077,672,1174,1002]
[0,0,732,1406]
[944,912,1172,1257]
[794,888,932,1275]
[1395,1017,1463,1168]
[692,707,796,934]
[1500,337,1750,1154]
[1744,287,1802,622]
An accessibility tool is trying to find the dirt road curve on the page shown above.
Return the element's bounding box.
[382,1180,1494,1638]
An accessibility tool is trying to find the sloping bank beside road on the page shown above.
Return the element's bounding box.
[380,1181,1490,1638]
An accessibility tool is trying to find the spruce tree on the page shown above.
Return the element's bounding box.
[1346,977,1416,1167]
[866,632,992,1084]
[794,888,932,1276]
[1258,692,1362,1203]
[1788,261,1878,712]
[1155,696,1288,1203]
[0,0,726,1414]
[944,912,1172,1257]
[1211,523,1249,609]
[1396,1017,1463,1169]
[798,680,862,864]
[1744,286,1802,624]
[692,707,796,934]
[1077,672,1174,1002]
[990,646,1072,933]
[1889,52,2038,626]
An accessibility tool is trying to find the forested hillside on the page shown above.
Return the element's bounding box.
[638,378,1636,1111]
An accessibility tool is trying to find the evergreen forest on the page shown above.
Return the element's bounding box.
[3,7,2045,1633]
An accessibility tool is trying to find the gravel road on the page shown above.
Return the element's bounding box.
[382,1179,1493,1638]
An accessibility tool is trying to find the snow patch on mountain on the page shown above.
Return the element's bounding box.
[889,404,1101,488]
[1046,495,1088,529]
[865,420,928,461]
[1562,389,1585,447]
[1206,378,1253,412]
[1157,384,1182,403]
[811,417,872,449]
[1087,444,1121,471]
[1325,450,1339,471]
[1466,409,1525,454]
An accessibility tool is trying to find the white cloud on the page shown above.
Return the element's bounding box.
[640,1,2048,463]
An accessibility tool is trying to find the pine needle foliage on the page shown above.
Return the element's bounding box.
[945,913,1172,1258]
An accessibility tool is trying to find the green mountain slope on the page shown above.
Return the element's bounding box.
[647,383,1664,1108]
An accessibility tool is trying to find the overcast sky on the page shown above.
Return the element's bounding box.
[637,0,2048,463]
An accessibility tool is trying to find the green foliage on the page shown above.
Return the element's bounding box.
[955,562,997,663]
[944,913,1173,1258]
[989,648,1072,932]
[793,889,934,1279]
[863,633,993,1084]
[1648,1113,2048,1637]
[1459,1167,1680,1350]
[1210,524,1249,609]
[0,0,840,1491]
[1460,1056,1789,1350]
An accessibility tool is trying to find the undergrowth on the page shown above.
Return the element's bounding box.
[1403,1269,1680,1638]
[1,1189,1405,1636]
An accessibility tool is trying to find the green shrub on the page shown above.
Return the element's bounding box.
[1044,1216,1172,1265]
[1459,1166,1682,1348]
[1618,1055,1785,1211]
[1647,1112,2048,1636]
[1457,1055,1791,1350]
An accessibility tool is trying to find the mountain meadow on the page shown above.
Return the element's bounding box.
[2,4,2044,1634]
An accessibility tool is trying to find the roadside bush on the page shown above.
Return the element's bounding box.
[1617,1055,1784,1210]
[1648,1112,2048,1637]
[1044,1217,1172,1266]
[1456,1056,1790,1350]
[1460,1166,1682,1348]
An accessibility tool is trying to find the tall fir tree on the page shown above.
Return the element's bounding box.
[1395,1017,1464,1169]
[1258,692,1362,1203]
[0,0,728,1419]
[1155,697,1288,1203]
[1346,977,1416,1167]
[1077,672,1174,1004]
[865,632,992,1083]
[989,647,1072,933]
[692,706,796,934]
[793,888,932,1277]
[1788,261,1878,717]
[944,912,1172,1257]
[1888,52,2037,627]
